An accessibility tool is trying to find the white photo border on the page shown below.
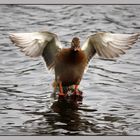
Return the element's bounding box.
[0,0,139,4]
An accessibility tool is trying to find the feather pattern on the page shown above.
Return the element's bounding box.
[9,31,62,69]
[82,32,140,61]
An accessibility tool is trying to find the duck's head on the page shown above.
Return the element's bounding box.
[71,37,80,51]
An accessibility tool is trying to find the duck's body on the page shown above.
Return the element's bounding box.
[9,31,140,96]
[55,48,87,86]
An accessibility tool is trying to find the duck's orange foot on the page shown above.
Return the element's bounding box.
[66,90,82,102]
[73,90,83,96]
[58,92,65,96]
[58,92,66,100]
[73,91,80,96]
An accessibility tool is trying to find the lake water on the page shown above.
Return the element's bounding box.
[0,5,140,135]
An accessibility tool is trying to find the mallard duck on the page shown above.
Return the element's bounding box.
[9,31,139,96]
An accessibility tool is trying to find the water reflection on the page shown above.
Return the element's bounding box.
[23,95,98,135]
[51,100,81,133]
[22,94,128,135]
[50,90,84,132]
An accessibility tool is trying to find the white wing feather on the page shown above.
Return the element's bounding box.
[82,32,140,61]
[9,32,62,57]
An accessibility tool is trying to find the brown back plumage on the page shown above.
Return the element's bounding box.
[55,48,87,86]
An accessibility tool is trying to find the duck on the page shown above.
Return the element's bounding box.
[9,31,140,96]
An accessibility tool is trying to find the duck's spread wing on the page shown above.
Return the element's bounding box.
[9,31,62,70]
[81,32,140,62]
